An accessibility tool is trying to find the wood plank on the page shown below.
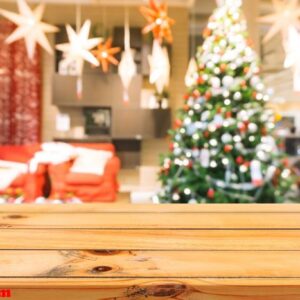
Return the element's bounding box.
[2,212,300,229]
[1,250,300,278]
[0,229,300,250]
[1,204,300,213]
[3,280,300,300]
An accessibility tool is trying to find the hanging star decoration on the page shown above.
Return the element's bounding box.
[118,18,137,103]
[91,37,121,73]
[259,0,300,43]
[148,40,170,94]
[140,0,175,44]
[0,0,59,60]
[283,26,300,91]
[56,20,101,75]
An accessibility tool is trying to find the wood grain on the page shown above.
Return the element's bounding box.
[0,229,300,250]
[1,203,300,213]
[1,204,300,299]
[1,250,300,278]
[2,212,300,229]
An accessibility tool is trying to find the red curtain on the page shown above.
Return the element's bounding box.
[0,21,41,145]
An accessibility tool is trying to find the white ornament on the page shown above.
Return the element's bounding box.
[185,57,198,88]
[211,77,221,88]
[221,133,232,143]
[251,160,263,187]
[148,40,170,94]
[233,91,242,101]
[222,75,234,88]
[0,0,59,60]
[248,123,258,133]
[56,20,101,75]
[200,149,210,168]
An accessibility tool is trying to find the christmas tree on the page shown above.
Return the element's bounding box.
[157,0,297,204]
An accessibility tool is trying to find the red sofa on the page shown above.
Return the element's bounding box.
[47,143,121,203]
[0,145,46,202]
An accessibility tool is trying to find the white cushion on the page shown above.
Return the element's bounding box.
[70,148,113,176]
[0,160,27,190]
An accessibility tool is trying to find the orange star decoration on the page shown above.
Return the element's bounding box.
[92,37,121,73]
[140,0,175,44]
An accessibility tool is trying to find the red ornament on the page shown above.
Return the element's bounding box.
[174,119,182,128]
[236,156,244,165]
[244,161,251,168]
[220,63,227,72]
[217,107,222,114]
[241,80,247,87]
[183,94,190,101]
[193,89,201,98]
[203,27,212,38]
[239,122,247,133]
[205,91,212,101]
[204,131,210,138]
[207,188,215,199]
[243,66,250,74]
[225,111,232,118]
[169,143,174,151]
[197,76,205,85]
[261,127,267,136]
[183,104,190,111]
[224,145,233,153]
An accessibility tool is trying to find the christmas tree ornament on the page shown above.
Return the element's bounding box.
[148,40,170,94]
[56,20,101,75]
[248,123,258,133]
[207,188,215,199]
[224,145,233,153]
[251,160,263,187]
[92,37,121,73]
[236,156,244,165]
[221,133,232,143]
[172,193,180,202]
[259,0,300,43]
[200,149,210,168]
[0,0,59,60]
[185,57,198,87]
[140,0,175,44]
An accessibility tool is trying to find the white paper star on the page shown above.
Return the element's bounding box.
[0,0,59,60]
[283,26,300,91]
[56,20,101,75]
[284,26,300,68]
[259,0,300,43]
[148,40,170,94]
[118,19,137,103]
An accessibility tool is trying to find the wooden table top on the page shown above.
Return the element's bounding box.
[1,204,300,300]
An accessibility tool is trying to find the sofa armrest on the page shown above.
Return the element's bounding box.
[104,156,121,177]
